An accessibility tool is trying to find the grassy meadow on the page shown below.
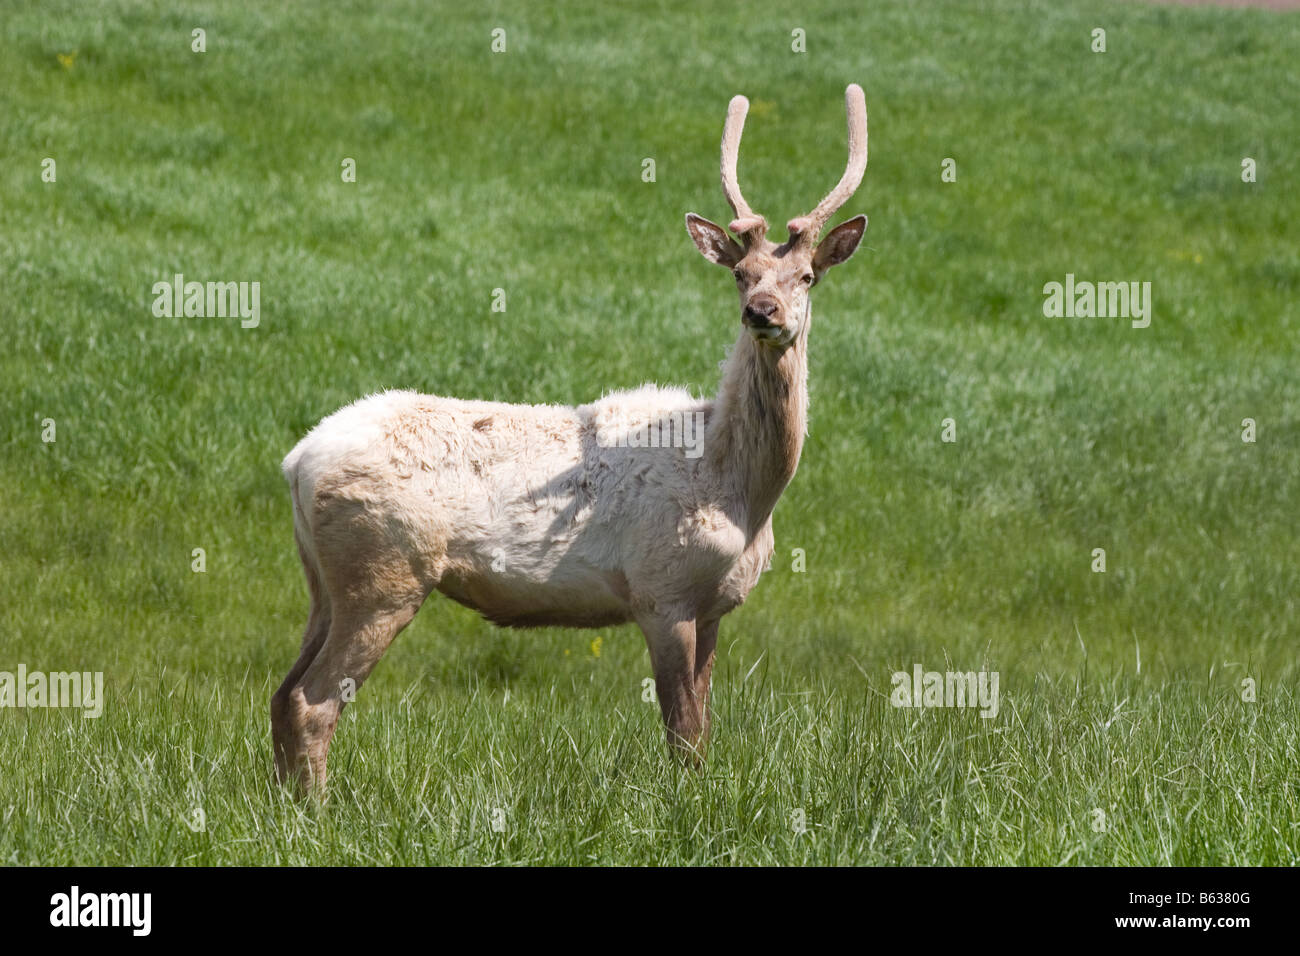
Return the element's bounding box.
[0,0,1297,864]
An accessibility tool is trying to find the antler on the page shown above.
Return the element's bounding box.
[720,94,768,241]
[786,84,868,244]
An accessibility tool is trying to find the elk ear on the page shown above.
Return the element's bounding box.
[812,214,867,275]
[685,213,744,267]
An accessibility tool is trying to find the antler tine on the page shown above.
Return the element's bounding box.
[787,83,868,243]
[720,94,767,240]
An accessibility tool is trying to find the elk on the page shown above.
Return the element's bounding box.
[272,85,869,793]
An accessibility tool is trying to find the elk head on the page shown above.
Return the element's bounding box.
[686,84,868,349]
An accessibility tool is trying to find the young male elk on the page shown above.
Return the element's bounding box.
[272,85,869,792]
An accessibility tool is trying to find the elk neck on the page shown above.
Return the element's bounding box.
[705,306,810,538]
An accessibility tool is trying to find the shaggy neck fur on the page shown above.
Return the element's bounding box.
[706,310,810,538]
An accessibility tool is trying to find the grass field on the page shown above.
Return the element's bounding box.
[1,0,1297,865]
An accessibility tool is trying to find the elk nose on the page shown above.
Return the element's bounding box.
[744,297,778,327]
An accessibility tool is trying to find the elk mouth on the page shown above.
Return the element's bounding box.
[746,317,798,347]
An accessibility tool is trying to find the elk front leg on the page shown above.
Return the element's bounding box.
[636,612,703,759]
[693,618,720,752]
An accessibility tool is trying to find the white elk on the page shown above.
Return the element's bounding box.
[272,85,869,792]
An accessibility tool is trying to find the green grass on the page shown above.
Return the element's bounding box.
[1,0,1297,865]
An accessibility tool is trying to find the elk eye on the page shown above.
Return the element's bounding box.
[733,268,744,281]
[801,273,814,285]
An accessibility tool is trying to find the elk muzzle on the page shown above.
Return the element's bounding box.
[743,295,779,329]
